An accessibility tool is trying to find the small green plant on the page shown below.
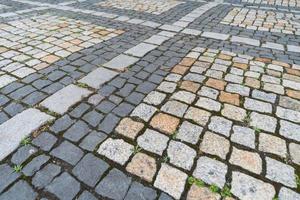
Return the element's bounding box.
[295,175,300,187]
[13,165,23,172]
[272,197,279,200]
[131,145,142,155]
[20,137,31,146]
[253,127,261,134]
[188,176,205,187]
[77,82,89,88]
[171,131,178,139]
[161,155,169,163]
[243,111,252,126]
[209,184,220,193]
[221,185,232,197]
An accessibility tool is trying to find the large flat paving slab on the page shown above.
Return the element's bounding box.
[0,108,54,161]
[40,84,92,115]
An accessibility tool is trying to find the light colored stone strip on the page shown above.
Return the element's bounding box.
[78,67,118,89]
[40,84,92,115]
[182,28,299,53]
[160,2,219,32]
[0,7,48,18]
[0,108,54,161]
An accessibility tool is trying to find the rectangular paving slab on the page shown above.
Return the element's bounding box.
[40,84,92,115]
[0,108,54,161]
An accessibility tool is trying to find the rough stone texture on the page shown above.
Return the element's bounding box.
[50,141,84,165]
[231,126,255,149]
[137,129,169,155]
[72,153,109,187]
[177,121,203,144]
[115,118,144,139]
[266,157,296,188]
[231,172,275,200]
[95,169,132,200]
[187,185,221,200]
[131,103,157,121]
[208,116,232,137]
[154,164,187,199]
[0,108,54,161]
[184,107,211,126]
[40,84,92,114]
[0,180,37,200]
[250,112,277,133]
[126,153,157,182]
[167,140,196,170]
[150,113,180,135]
[98,138,133,165]
[289,143,300,165]
[259,133,287,157]
[45,172,80,200]
[193,156,227,188]
[229,147,262,174]
[200,131,230,159]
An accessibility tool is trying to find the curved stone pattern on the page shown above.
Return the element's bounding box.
[0,0,299,199]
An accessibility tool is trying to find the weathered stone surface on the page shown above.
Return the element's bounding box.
[187,185,221,200]
[231,126,255,148]
[0,164,20,193]
[125,43,157,57]
[50,141,84,165]
[208,116,232,137]
[184,107,211,126]
[72,153,109,187]
[95,169,132,200]
[103,54,139,70]
[131,103,157,121]
[177,121,203,144]
[0,108,54,161]
[193,156,227,188]
[167,140,196,170]
[45,172,80,200]
[259,133,287,157]
[98,138,133,165]
[0,180,37,200]
[279,187,300,200]
[137,129,169,155]
[154,164,187,199]
[266,157,296,188]
[221,103,246,121]
[250,112,277,133]
[280,120,300,142]
[150,113,180,134]
[229,147,262,174]
[200,131,230,159]
[126,153,157,182]
[79,67,118,89]
[40,84,92,114]
[231,172,275,200]
[116,118,144,139]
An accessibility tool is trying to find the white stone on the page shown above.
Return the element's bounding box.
[40,84,92,115]
[0,108,54,161]
[103,54,139,70]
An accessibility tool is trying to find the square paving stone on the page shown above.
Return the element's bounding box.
[124,182,157,200]
[97,138,133,165]
[231,126,255,149]
[131,103,157,121]
[176,121,203,144]
[250,112,277,133]
[32,163,61,189]
[79,131,107,151]
[45,172,80,200]
[150,113,180,135]
[161,100,188,117]
[184,107,211,126]
[103,54,139,70]
[82,110,104,127]
[137,129,169,155]
[126,153,157,182]
[78,191,98,200]
[115,118,144,139]
[208,116,232,137]
[22,155,50,177]
[200,131,230,160]
[50,141,84,165]
[72,153,109,187]
[0,180,37,200]
[11,145,37,165]
[154,164,187,199]
[231,171,275,200]
[266,157,296,188]
[95,168,132,200]
[193,156,227,188]
[63,120,91,142]
[0,164,20,193]
[144,91,167,106]
[167,140,196,170]
[32,132,57,151]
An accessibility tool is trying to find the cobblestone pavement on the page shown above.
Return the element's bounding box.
[0,0,300,199]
